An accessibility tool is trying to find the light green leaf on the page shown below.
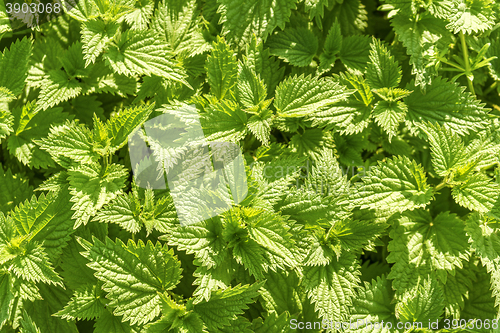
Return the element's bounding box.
[38,120,98,164]
[0,37,32,95]
[365,38,401,89]
[107,103,154,152]
[404,77,489,137]
[218,0,297,48]
[303,252,360,322]
[205,37,238,100]
[68,162,128,228]
[104,30,187,85]
[201,100,247,143]
[452,173,500,213]
[55,284,105,320]
[445,0,496,35]
[274,74,351,117]
[372,100,407,141]
[83,237,182,325]
[395,277,444,322]
[193,281,264,331]
[81,19,119,66]
[267,27,318,67]
[354,156,433,213]
[424,123,467,177]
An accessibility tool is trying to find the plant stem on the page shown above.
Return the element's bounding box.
[484,81,498,96]
[460,32,475,95]
[434,181,447,192]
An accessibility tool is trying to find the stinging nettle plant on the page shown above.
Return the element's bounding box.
[1,0,500,332]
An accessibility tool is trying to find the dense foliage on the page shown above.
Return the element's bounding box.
[1,0,500,331]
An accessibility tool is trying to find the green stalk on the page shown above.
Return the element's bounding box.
[460,32,475,95]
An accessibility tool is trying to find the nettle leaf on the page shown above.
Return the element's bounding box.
[387,210,469,296]
[245,35,285,97]
[193,281,263,331]
[10,242,63,287]
[8,102,70,168]
[0,165,33,214]
[445,0,496,35]
[372,100,407,141]
[206,37,238,100]
[465,213,500,309]
[274,74,352,117]
[81,237,182,326]
[424,123,467,177]
[267,27,318,67]
[68,162,128,228]
[38,120,99,165]
[55,284,105,321]
[404,77,490,137]
[452,173,500,214]
[303,252,361,322]
[152,0,210,58]
[237,64,267,109]
[11,189,76,261]
[103,30,187,85]
[349,275,397,329]
[0,37,32,95]
[319,21,342,72]
[365,38,401,89]
[106,103,154,152]
[391,12,453,89]
[201,100,248,143]
[81,19,120,66]
[339,35,371,73]
[354,155,433,213]
[218,0,297,48]
[395,277,444,322]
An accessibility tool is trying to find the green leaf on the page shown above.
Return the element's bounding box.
[464,213,500,310]
[218,0,297,48]
[274,74,351,117]
[445,0,496,35]
[152,0,210,58]
[103,30,187,85]
[81,19,119,66]
[205,37,238,100]
[365,38,401,89]
[10,242,63,287]
[452,173,500,213]
[11,189,76,261]
[290,128,332,160]
[201,100,248,143]
[319,21,342,72]
[19,311,41,333]
[395,277,444,322]
[354,156,433,213]
[391,13,453,89]
[38,120,98,165]
[83,237,182,325]
[0,37,32,95]
[404,77,489,137]
[387,210,469,296]
[8,102,69,168]
[303,252,360,322]
[55,284,105,320]
[193,281,264,331]
[267,27,318,67]
[107,103,154,152]
[237,64,267,109]
[339,35,371,73]
[247,111,273,146]
[245,35,285,97]
[349,275,397,329]
[0,165,33,214]
[68,162,128,228]
[424,123,467,177]
[372,100,407,141]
